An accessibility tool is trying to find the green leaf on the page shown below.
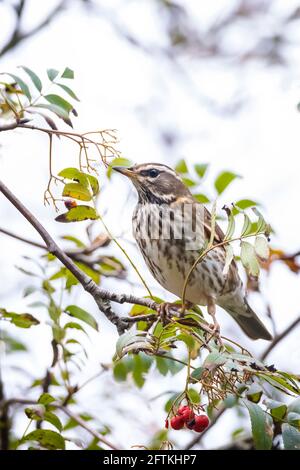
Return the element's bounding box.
[22,429,65,450]
[47,69,59,81]
[187,388,200,404]
[20,66,42,92]
[65,305,98,331]
[5,73,31,100]
[25,405,45,420]
[62,67,74,79]
[245,401,273,450]
[193,193,210,204]
[58,167,81,179]
[203,351,226,371]
[107,158,133,178]
[0,308,39,328]
[44,411,63,432]
[64,322,87,335]
[255,236,269,260]
[44,93,73,114]
[190,366,205,381]
[34,103,73,127]
[38,393,56,406]
[182,177,197,187]
[214,171,240,195]
[246,383,263,403]
[62,182,92,201]
[175,159,188,174]
[282,423,300,450]
[288,412,300,428]
[241,213,253,236]
[56,83,79,101]
[55,206,99,223]
[240,241,260,278]
[235,199,258,210]
[61,235,85,248]
[132,353,152,388]
[265,400,287,421]
[222,245,234,276]
[0,332,27,353]
[224,209,235,240]
[194,163,208,178]
[113,361,128,382]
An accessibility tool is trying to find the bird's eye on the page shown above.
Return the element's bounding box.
[148,169,159,178]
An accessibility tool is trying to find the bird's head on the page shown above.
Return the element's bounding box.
[113,163,191,204]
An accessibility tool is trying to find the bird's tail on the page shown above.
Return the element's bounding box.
[225,298,272,341]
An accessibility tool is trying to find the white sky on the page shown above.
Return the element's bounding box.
[0,0,300,449]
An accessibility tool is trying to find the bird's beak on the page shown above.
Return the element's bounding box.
[113,166,136,178]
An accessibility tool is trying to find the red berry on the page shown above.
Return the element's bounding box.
[192,415,209,433]
[165,419,169,429]
[178,406,194,422]
[170,415,185,430]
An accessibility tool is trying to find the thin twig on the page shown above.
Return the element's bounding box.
[260,315,300,361]
[0,398,118,450]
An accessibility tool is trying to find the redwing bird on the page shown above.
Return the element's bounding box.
[114,163,272,340]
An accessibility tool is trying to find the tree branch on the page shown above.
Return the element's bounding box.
[0,178,160,334]
[0,398,119,450]
[260,315,300,361]
[0,0,67,59]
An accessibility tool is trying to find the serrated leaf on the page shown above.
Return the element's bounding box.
[222,244,234,276]
[245,401,273,450]
[47,69,59,81]
[20,66,42,92]
[65,305,98,331]
[62,182,92,201]
[22,429,65,450]
[240,241,260,278]
[44,94,73,113]
[187,388,200,404]
[282,423,300,450]
[214,171,240,195]
[55,206,98,223]
[5,73,31,100]
[64,322,87,335]
[175,159,188,174]
[194,163,209,178]
[62,67,74,79]
[255,236,269,260]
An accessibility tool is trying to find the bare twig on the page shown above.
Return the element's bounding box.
[260,315,300,361]
[0,398,119,450]
[0,0,67,58]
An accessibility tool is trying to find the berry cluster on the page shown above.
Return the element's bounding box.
[168,406,209,433]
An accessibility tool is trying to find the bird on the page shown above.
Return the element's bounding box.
[114,163,272,341]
